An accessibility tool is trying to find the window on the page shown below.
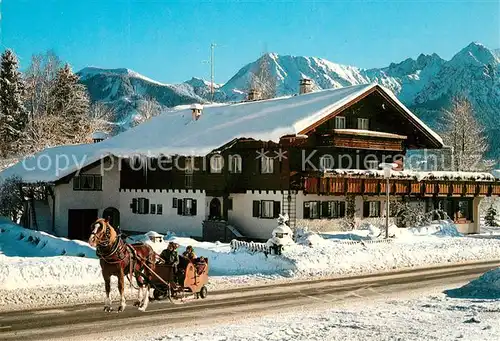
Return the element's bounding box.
[150,204,156,214]
[303,201,320,219]
[334,116,346,129]
[320,155,334,170]
[455,200,472,222]
[252,200,280,219]
[185,158,194,174]
[131,198,150,214]
[229,155,242,173]
[177,198,197,216]
[185,157,194,188]
[157,204,163,215]
[210,155,223,173]
[185,174,193,188]
[363,201,381,217]
[73,174,102,191]
[357,118,369,130]
[321,201,346,218]
[261,156,274,174]
[261,200,274,218]
[172,198,178,208]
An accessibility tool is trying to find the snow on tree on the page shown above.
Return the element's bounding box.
[48,64,90,129]
[19,56,111,154]
[248,54,277,100]
[440,97,494,171]
[133,96,162,126]
[24,50,62,120]
[485,204,499,227]
[0,176,24,222]
[340,195,359,230]
[0,49,27,158]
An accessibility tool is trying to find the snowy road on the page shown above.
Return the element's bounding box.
[1,260,499,341]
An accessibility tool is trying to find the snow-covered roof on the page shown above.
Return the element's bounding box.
[1,84,445,184]
[323,169,498,182]
[0,143,108,183]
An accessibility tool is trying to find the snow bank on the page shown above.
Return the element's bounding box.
[445,267,500,299]
[0,217,95,258]
[0,219,101,290]
[128,234,295,276]
[0,254,101,290]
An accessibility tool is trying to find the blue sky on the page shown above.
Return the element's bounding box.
[2,0,499,83]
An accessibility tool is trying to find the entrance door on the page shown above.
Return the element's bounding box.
[68,209,98,241]
[209,198,222,220]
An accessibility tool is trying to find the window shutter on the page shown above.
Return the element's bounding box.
[131,198,138,213]
[339,202,346,218]
[303,202,310,219]
[273,201,281,218]
[252,200,260,217]
[468,200,473,222]
[172,198,177,208]
[363,202,370,217]
[177,199,184,215]
[321,202,329,218]
[192,199,197,216]
[376,201,381,217]
[144,198,150,214]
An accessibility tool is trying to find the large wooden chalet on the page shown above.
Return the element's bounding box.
[2,81,498,241]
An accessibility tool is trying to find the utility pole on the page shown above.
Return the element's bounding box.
[210,43,216,102]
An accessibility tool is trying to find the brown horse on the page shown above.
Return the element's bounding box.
[88,218,156,312]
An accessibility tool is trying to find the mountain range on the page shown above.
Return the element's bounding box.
[77,42,500,159]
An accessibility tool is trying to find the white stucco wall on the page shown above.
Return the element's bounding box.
[228,190,283,240]
[53,157,120,237]
[295,192,398,232]
[119,189,206,237]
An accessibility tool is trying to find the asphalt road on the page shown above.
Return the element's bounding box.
[1,260,499,341]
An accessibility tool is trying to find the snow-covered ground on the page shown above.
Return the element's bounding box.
[101,268,500,341]
[109,297,500,341]
[2,218,500,310]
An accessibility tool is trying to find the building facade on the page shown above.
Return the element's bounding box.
[3,83,499,241]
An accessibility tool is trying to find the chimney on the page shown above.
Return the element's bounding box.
[299,78,313,95]
[247,88,261,101]
[92,131,108,143]
[191,103,203,121]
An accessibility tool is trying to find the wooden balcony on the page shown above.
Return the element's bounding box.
[317,129,406,151]
[302,173,499,197]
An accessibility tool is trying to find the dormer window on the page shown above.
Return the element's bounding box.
[357,118,369,130]
[261,155,274,174]
[229,154,242,173]
[210,155,223,173]
[334,116,346,129]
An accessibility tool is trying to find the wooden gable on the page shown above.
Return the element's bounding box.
[299,86,442,150]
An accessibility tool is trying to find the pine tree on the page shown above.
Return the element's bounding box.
[0,49,27,157]
[485,204,498,227]
[47,63,90,139]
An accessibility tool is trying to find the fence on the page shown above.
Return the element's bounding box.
[230,239,271,253]
[329,238,394,246]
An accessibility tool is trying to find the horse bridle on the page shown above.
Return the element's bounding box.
[90,221,112,247]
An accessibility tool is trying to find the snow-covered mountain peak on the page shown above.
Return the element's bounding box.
[449,42,498,67]
[78,67,169,86]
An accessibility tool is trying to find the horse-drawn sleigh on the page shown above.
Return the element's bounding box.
[88,218,209,312]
